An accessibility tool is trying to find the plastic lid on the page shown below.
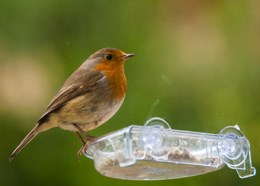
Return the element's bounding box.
[84,117,256,180]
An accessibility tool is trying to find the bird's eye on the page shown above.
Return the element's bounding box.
[105,54,113,60]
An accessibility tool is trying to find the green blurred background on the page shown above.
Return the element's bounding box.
[0,0,259,185]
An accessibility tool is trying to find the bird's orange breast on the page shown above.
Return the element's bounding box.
[95,62,127,101]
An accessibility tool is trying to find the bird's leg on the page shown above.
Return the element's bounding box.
[73,124,94,140]
[73,124,94,158]
[76,131,86,145]
[75,132,86,159]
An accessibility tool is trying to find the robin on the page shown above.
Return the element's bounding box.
[9,48,134,160]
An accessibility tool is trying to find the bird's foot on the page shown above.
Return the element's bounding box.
[75,131,95,160]
[73,124,95,160]
[77,143,87,160]
[76,138,94,160]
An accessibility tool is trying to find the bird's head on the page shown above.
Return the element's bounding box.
[89,48,134,72]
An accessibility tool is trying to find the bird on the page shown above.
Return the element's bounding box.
[9,47,134,160]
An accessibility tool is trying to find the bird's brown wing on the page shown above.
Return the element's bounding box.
[37,69,104,124]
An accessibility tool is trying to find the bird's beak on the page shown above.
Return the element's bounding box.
[124,53,135,58]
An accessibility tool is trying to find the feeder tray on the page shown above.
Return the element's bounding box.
[84,117,256,180]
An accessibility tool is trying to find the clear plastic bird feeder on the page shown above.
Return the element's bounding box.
[84,117,256,180]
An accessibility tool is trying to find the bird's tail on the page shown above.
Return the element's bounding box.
[9,123,42,161]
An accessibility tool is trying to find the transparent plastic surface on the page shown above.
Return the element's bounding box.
[85,117,256,180]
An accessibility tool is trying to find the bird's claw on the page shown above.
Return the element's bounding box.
[76,140,91,160]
